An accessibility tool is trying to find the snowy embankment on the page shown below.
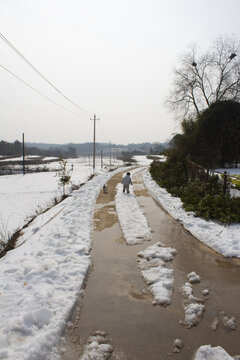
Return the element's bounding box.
[0,168,121,360]
[143,171,240,258]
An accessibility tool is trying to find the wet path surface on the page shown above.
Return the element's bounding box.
[61,169,240,360]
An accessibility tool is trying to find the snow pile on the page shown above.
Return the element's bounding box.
[0,169,121,360]
[115,183,152,245]
[172,339,184,353]
[216,311,237,331]
[137,242,177,305]
[180,273,206,328]
[220,312,237,330]
[181,282,195,299]
[187,271,201,283]
[183,303,205,328]
[80,330,113,360]
[194,345,235,360]
[211,311,237,332]
[142,171,240,258]
[138,242,177,262]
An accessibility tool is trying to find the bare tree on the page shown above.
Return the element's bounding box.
[167,35,240,119]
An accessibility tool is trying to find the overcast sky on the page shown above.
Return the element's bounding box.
[0,0,240,145]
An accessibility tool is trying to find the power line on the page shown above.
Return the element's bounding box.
[99,121,110,143]
[0,32,90,116]
[0,98,41,119]
[0,63,88,119]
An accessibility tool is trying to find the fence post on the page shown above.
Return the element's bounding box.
[223,171,228,194]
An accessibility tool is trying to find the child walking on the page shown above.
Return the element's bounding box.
[121,172,133,193]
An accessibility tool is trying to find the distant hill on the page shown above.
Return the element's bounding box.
[25,142,169,157]
[0,140,168,157]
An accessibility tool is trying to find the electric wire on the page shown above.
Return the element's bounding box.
[0,63,88,119]
[0,98,41,120]
[0,32,91,116]
[99,121,110,143]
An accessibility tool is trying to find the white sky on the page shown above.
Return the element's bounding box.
[0,0,240,145]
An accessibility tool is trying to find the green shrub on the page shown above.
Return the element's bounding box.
[150,159,187,196]
[195,194,240,224]
[55,158,71,195]
[150,160,240,224]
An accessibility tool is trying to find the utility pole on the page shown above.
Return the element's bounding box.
[90,114,99,171]
[109,141,112,170]
[101,150,103,168]
[22,133,25,175]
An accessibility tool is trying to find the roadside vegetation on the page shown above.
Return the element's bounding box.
[150,159,240,224]
[117,151,136,164]
[152,35,240,225]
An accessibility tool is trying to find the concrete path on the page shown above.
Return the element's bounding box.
[61,169,240,360]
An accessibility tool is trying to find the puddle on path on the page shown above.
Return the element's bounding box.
[94,205,118,231]
[61,169,240,360]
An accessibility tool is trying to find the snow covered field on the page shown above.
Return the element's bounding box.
[0,157,122,247]
[0,159,92,244]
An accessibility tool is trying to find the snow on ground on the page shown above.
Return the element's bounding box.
[137,242,177,306]
[0,159,93,246]
[0,154,239,359]
[133,155,154,166]
[180,272,206,328]
[133,155,165,166]
[0,156,59,162]
[80,330,113,360]
[115,172,152,244]
[194,345,235,360]
[187,271,201,283]
[216,168,240,198]
[142,171,240,258]
[183,302,206,328]
[216,168,240,176]
[0,168,122,360]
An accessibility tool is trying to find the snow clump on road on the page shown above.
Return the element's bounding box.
[180,278,206,328]
[183,303,206,328]
[172,338,184,353]
[137,242,177,306]
[187,271,201,283]
[194,345,236,359]
[80,330,113,360]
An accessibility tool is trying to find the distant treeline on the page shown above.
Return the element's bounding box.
[0,140,168,157]
[0,140,22,156]
[0,140,76,158]
[26,142,167,156]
